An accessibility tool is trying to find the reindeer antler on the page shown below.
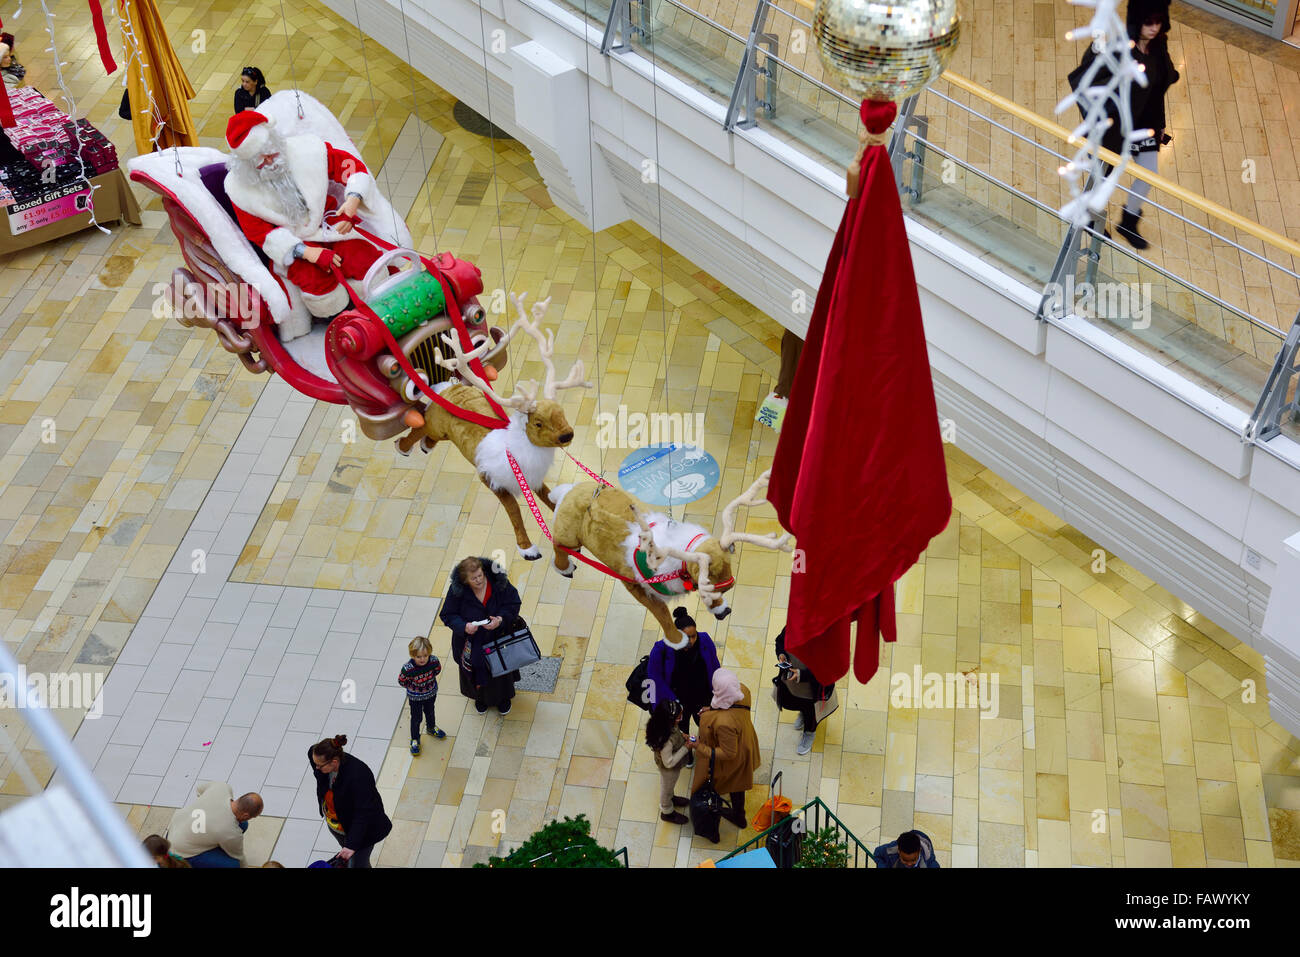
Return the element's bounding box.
[718,470,793,553]
[433,330,499,396]
[508,292,592,400]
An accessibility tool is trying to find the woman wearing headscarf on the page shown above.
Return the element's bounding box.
[685,669,762,832]
[307,734,393,868]
[439,556,522,715]
[234,66,272,114]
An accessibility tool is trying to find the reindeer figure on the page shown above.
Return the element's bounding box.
[395,293,591,558]
[548,470,792,646]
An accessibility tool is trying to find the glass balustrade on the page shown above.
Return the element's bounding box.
[552,0,614,26]
[541,0,1300,446]
[631,0,748,103]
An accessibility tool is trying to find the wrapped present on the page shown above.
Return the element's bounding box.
[366,268,447,339]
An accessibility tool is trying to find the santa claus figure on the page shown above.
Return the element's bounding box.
[224,109,382,340]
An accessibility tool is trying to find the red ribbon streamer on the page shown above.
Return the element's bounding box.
[88,0,118,75]
[0,16,11,129]
[505,451,686,586]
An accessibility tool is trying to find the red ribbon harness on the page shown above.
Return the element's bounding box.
[326,218,716,593]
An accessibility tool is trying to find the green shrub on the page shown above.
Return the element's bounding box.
[794,827,850,869]
[477,814,624,868]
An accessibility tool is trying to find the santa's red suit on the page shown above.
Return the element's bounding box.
[224,110,382,334]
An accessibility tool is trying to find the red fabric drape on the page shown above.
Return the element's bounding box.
[88,0,118,74]
[0,16,11,128]
[767,99,952,686]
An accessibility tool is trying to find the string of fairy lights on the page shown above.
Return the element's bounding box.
[33,0,108,232]
[1055,0,1148,228]
[117,0,173,165]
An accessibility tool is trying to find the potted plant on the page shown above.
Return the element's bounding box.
[793,827,850,868]
[477,814,624,868]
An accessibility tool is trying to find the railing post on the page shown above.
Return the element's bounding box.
[1247,311,1300,443]
[602,0,639,55]
[1036,223,1085,322]
[886,94,920,193]
[725,0,775,131]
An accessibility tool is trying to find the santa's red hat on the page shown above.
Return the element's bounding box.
[226,110,274,160]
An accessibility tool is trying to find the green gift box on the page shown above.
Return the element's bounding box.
[366,270,447,338]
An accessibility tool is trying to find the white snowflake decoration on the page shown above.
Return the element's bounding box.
[1054,0,1151,227]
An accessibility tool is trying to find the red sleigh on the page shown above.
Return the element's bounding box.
[128,93,507,440]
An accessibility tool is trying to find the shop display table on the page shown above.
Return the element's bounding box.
[0,167,141,254]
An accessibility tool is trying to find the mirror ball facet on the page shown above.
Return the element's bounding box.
[813,0,962,102]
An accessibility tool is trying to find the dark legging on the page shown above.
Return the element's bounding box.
[409,697,437,739]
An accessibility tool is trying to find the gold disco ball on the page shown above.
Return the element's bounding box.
[813,0,962,102]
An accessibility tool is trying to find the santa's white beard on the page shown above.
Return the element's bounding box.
[232,153,311,228]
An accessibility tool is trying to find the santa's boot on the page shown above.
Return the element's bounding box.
[1117,209,1149,250]
[300,284,351,327]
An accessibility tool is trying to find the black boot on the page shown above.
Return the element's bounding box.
[1088,216,1111,241]
[1117,210,1149,250]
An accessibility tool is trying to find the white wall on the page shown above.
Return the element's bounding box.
[324,0,1300,736]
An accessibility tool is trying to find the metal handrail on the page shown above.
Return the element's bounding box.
[593,0,1300,441]
[764,0,812,28]
[782,0,1300,265]
[720,796,881,866]
[937,71,1300,264]
[0,642,153,867]
[652,0,750,44]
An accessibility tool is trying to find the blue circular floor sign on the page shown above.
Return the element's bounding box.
[617,443,721,506]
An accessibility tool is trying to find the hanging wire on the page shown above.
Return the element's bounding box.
[579,0,605,486]
[276,0,305,118]
[36,0,106,232]
[395,0,440,252]
[474,2,510,321]
[642,3,679,519]
[349,0,405,244]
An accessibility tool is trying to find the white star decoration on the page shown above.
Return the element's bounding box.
[1055,0,1152,228]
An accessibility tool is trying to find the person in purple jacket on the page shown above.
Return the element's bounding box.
[647,607,720,765]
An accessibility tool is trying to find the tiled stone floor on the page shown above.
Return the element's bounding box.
[1,0,1299,868]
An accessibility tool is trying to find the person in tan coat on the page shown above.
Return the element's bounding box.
[685,669,761,830]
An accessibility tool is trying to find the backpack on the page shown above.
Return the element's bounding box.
[625,655,651,710]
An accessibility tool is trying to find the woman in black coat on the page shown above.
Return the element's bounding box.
[1067,0,1178,249]
[773,627,835,756]
[307,735,393,868]
[439,556,522,715]
[234,66,272,114]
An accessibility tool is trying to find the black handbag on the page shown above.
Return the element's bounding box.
[626,655,651,709]
[690,752,723,844]
[481,620,540,678]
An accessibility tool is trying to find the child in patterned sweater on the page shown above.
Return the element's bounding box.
[398,636,444,755]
